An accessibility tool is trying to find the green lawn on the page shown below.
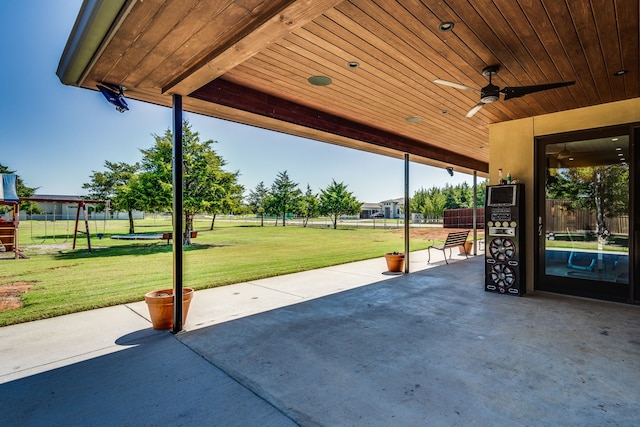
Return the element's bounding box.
[1,217,431,326]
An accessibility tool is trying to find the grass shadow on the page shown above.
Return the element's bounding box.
[53,243,223,260]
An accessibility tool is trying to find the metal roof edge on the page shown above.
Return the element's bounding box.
[56,0,132,86]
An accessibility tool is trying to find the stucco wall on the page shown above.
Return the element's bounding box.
[488,97,640,292]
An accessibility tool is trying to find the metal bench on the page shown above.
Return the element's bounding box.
[427,230,470,264]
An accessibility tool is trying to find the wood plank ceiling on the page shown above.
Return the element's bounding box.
[63,0,640,175]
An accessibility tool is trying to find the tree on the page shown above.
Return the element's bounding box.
[547,164,629,241]
[138,120,242,244]
[297,185,320,227]
[318,180,361,229]
[412,181,485,221]
[269,171,301,227]
[83,161,140,234]
[208,170,244,230]
[262,193,279,225]
[410,187,428,214]
[0,163,39,215]
[474,181,487,208]
[137,131,173,214]
[456,182,473,208]
[424,186,446,219]
[437,182,477,209]
[247,181,270,226]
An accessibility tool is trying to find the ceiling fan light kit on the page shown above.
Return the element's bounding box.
[434,65,575,118]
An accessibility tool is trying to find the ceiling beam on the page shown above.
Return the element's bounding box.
[163,0,344,95]
[191,79,488,173]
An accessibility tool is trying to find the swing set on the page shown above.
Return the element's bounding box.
[1,174,109,258]
[21,197,109,254]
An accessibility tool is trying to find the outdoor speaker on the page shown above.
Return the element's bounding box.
[484,184,525,295]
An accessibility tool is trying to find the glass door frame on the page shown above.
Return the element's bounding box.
[534,123,638,303]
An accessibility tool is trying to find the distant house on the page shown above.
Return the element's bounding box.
[25,195,145,221]
[360,198,405,219]
[380,198,404,219]
[360,202,382,219]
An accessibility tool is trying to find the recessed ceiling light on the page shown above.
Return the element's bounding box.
[614,69,628,76]
[612,138,619,141]
[616,146,622,150]
[406,116,423,123]
[439,22,454,32]
[347,61,359,69]
[308,76,332,86]
[568,157,574,161]
[441,110,449,114]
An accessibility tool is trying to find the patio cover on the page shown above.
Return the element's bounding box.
[56,1,640,176]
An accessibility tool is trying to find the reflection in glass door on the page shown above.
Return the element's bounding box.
[539,133,630,301]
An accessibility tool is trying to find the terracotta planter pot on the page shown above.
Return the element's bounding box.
[459,241,473,255]
[144,288,194,330]
[384,253,405,272]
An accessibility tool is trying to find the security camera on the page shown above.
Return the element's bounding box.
[97,83,129,113]
[446,167,454,177]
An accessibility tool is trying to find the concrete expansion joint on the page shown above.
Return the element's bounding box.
[176,336,302,425]
[249,282,305,298]
[124,303,153,324]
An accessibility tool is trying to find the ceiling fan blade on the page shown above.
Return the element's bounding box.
[466,103,484,118]
[433,79,479,93]
[501,81,575,100]
[556,149,573,160]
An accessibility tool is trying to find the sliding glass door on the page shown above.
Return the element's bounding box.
[536,126,633,302]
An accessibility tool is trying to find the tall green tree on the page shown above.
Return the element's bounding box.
[547,164,628,240]
[413,181,486,220]
[247,181,270,226]
[297,185,320,227]
[269,171,301,227]
[456,182,473,208]
[83,161,140,234]
[0,164,39,215]
[138,120,242,244]
[474,181,487,207]
[209,170,244,230]
[318,180,361,229]
[137,130,173,213]
[410,187,428,214]
[424,186,446,219]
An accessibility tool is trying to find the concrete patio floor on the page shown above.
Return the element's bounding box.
[1,250,639,426]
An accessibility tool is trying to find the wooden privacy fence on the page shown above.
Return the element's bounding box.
[443,208,485,229]
[546,199,628,235]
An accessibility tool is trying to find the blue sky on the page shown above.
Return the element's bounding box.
[1,1,478,203]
